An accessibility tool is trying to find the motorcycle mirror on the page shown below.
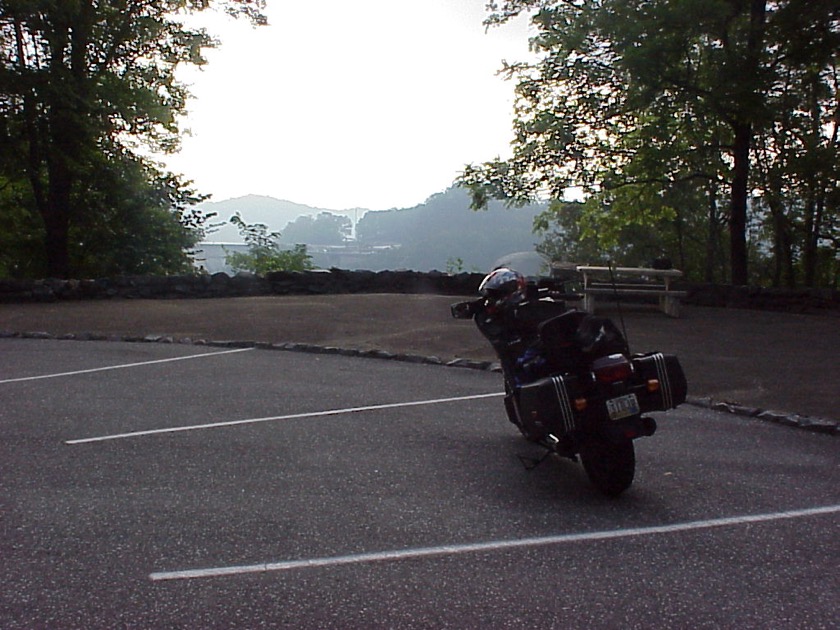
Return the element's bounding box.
[451,300,479,319]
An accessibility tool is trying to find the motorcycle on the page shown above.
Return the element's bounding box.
[451,268,687,496]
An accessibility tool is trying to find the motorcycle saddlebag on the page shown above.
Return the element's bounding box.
[632,353,688,411]
[515,374,582,438]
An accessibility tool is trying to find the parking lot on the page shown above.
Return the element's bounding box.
[2,338,838,628]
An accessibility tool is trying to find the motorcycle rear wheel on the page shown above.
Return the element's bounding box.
[579,437,636,496]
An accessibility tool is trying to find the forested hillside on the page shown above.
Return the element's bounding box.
[198,187,546,273]
[354,187,546,272]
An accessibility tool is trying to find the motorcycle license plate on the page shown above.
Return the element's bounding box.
[607,394,640,420]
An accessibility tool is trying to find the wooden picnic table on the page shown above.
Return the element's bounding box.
[576,265,687,317]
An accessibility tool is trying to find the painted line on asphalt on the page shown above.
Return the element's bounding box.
[149,504,840,582]
[65,392,504,445]
[0,347,255,384]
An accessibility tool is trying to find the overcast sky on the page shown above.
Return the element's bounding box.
[162,1,533,210]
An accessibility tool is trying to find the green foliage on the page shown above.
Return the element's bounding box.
[281,212,351,246]
[0,0,266,278]
[0,177,44,277]
[463,0,839,287]
[225,214,313,275]
[536,196,726,282]
[445,257,465,274]
[69,153,212,276]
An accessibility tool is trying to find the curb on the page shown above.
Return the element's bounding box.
[4,330,838,436]
[684,397,839,435]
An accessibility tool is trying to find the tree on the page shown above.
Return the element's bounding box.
[225,214,313,275]
[752,3,840,287]
[463,0,839,286]
[281,212,352,246]
[68,150,211,276]
[0,0,266,278]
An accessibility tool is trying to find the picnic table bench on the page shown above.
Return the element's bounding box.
[576,265,687,317]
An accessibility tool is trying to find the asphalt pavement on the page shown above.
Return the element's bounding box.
[1,339,838,628]
[1,294,838,422]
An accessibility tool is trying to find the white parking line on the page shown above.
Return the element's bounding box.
[149,504,840,582]
[0,347,254,384]
[65,392,504,445]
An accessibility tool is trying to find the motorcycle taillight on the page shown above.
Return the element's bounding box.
[592,354,633,383]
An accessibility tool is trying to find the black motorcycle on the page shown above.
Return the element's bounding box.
[451,269,687,496]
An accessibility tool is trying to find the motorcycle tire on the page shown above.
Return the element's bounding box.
[579,437,636,497]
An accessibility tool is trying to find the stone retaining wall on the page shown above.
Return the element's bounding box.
[0,269,837,313]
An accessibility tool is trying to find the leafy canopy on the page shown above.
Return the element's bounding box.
[463,0,839,287]
[0,0,266,278]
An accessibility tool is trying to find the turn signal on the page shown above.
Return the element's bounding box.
[574,398,588,412]
[647,379,660,393]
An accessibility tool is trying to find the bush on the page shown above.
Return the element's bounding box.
[224,214,313,274]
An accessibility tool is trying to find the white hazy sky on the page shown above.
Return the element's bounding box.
[162,0,534,210]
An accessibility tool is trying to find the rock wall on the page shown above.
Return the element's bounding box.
[0,269,837,314]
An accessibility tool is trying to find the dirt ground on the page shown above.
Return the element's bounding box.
[1,294,838,421]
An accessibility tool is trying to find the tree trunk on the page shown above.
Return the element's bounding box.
[726,0,767,287]
[767,196,795,288]
[43,109,75,279]
[39,6,94,279]
[42,205,71,279]
[729,122,751,286]
[802,74,827,288]
[705,181,718,283]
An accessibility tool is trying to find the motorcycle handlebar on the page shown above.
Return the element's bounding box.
[450,299,483,319]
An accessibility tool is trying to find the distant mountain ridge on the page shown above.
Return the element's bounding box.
[200,195,363,242]
[197,188,548,273]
